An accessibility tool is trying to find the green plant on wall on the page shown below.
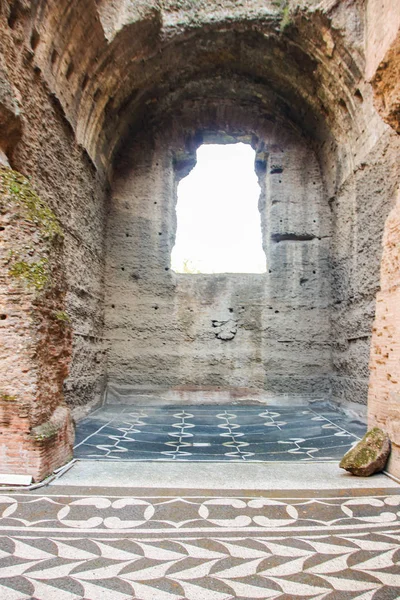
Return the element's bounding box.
[0,392,17,403]
[272,0,291,32]
[31,421,59,442]
[0,167,63,239]
[53,310,71,323]
[8,258,49,291]
[0,167,63,292]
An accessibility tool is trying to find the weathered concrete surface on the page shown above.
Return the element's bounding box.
[106,114,332,397]
[330,131,400,413]
[0,55,21,160]
[366,0,400,81]
[57,461,399,490]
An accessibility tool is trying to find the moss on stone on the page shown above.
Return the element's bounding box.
[0,167,63,240]
[1,167,64,292]
[340,427,390,476]
[9,258,49,291]
[0,392,17,402]
[279,2,292,32]
[348,445,375,467]
[31,420,59,442]
[53,310,71,323]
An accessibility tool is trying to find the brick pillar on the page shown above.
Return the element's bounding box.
[0,167,74,482]
[368,189,400,480]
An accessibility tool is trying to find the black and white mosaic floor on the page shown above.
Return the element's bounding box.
[74,404,366,462]
[0,486,399,599]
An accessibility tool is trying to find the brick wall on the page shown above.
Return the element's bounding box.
[0,168,74,482]
[368,189,400,479]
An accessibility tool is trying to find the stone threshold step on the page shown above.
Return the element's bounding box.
[54,460,399,490]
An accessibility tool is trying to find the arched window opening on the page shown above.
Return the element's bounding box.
[171,143,266,274]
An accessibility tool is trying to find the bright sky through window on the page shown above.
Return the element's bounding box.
[171,143,266,273]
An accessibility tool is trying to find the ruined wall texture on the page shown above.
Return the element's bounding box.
[106,112,332,399]
[101,0,400,414]
[330,131,400,413]
[0,168,74,481]
[0,0,400,478]
[368,190,400,479]
[367,2,400,480]
[0,2,107,420]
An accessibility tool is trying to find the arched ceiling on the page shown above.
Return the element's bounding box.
[25,0,374,176]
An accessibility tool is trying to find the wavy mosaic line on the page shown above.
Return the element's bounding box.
[1,493,400,533]
[161,410,195,459]
[74,405,365,462]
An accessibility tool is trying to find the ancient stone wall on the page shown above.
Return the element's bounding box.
[106,111,332,398]
[330,130,400,415]
[367,0,400,479]
[1,0,400,480]
[0,167,74,481]
[369,190,400,479]
[0,1,107,421]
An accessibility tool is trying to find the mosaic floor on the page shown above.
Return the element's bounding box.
[0,486,399,599]
[74,404,366,462]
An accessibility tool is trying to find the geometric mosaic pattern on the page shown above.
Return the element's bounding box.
[74,404,367,462]
[0,489,399,599]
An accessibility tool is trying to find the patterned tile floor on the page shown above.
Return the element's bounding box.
[2,403,389,598]
[0,485,399,599]
[74,404,367,462]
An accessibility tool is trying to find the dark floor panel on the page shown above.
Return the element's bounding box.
[74,404,366,462]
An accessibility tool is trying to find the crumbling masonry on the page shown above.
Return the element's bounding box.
[0,0,399,481]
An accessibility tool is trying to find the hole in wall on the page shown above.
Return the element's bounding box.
[81,74,89,91]
[339,98,349,114]
[171,143,266,274]
[7,2,19,28]
[0,314,7,320]
[354,89,363,103]
[50,49,58,66]
[30,29,40,51]
[66,61,74,80]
